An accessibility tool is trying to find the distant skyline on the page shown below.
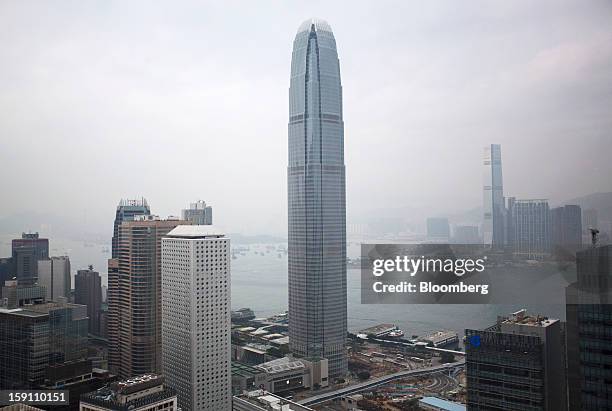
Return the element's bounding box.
[1,1,611,236]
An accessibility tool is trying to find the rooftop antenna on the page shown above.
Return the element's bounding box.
[589,227,600,247]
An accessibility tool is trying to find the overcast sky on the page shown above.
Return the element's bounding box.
[1,0,611,236]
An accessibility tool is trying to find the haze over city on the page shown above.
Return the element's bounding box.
[1,0,611,237]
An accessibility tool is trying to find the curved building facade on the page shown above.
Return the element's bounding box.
[288,18,347,378]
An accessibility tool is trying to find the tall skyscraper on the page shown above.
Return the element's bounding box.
[37,256,71,301]
[75,267,102,336]
[482,144,505,248]
[566,245,612,410]
[466,309,567,410]
[508,199,552,259]
[107,216,187,378]
[111,198,151,259]
[551,204,582,253]
[181,200,213,225]
[12,232,49,285]
[287,18,347,378]
[161,226,231,411]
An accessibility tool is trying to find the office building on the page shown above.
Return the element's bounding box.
[107,216,187,379]
[1,279,46,308]
[75,267,102,336]
[0,257,13,285]
[551,204,582,254]
[38,256,71,301]
[426,217,450,242]
[0,301,89,389]
[232,356,328,395]
[465,309,566,410]
[111,198,151,259]
[80,374,177,411]
[12,233,49,285]
[232,390,314,411]
[482,144,505,247]
[566,245,612,410]
[181,200,212,225]
[508,199,552,259]
[161,225,231,411]
[288,18,348,378]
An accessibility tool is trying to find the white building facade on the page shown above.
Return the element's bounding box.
[161,225,231,411]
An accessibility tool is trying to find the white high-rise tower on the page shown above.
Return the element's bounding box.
[161,225,231,411]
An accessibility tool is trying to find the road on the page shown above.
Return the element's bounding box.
[298,360,465,406]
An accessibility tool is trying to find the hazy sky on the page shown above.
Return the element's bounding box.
[1,0,611,236]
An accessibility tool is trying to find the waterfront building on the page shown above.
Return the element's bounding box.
[161,226,231,411]
[452,225,480,244]
[180,200,212,225]
[111,198,150,259]
[426,217,450,242]
[107,216,187,378]
[287,17,347,378]
[551,204,582,254]
[80,374,177,411]
[482,144,505,247]
[566,245,612,410]
[37,256,71,300]
[465,309,567,410]
[75,267,102,336]
[507,199,552,259]
[12,232,49,285]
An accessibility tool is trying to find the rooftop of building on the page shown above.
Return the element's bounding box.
[81,374,175,411]
[232,361,266,378]
[419,396,466,411]
[234,390,314,411]
[0,307,47,317]
[165,225,226,239]
[297,18,332,34]
[117,198,149,208]
[501,309,558,327]
[513,199,549,203]
[256,356,306,375]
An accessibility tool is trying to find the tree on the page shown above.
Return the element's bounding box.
[357,370,371,380]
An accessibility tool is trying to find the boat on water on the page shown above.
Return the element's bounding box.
[388,329,405,338]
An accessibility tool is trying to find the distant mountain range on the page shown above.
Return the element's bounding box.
[561,192,612,223]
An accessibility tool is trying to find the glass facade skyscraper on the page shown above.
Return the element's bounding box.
[287,18,347,378]
[482,144,505,247]
[111,198,151,259]
[566,245,612,410]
